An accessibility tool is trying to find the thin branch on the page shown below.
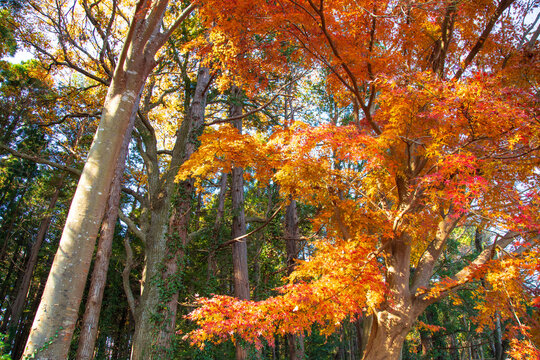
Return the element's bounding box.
[217,202,286,249]
[122,235,137,319]
[118,211,146,242]
[158,2,199,47]
[422,231,519,302]
[205,76,304,126]
[37,111,102,127]
[0,142,145,204]
[453,0,515,80]
[0,143,81,176]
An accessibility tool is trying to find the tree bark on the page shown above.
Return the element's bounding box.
[11,252,54,360]
[130,66,211,360]
[362,233,424,360]
[75,112,134,360]
[0,244,21,314]
[230,86,250,360]
[361,310,414,360]
[284,199,304,360]
[207,173,228,282]
[23,3,196,358]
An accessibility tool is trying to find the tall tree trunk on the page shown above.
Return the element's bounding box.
[207,173,228,282]
[0,244,20,313]
[355,315,372,358]
[0,186,29,266]
[148,179,193,359]
[12,253,54,360]
[75,114,134,360]
[5,123,83,350]
[230,86,250,360]
[4,178,63,341]
[0,244,28,333]
[23,3,196,358]
[130,66,211,360]
[284,199,305,360]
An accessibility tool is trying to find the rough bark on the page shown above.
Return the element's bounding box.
[230,86,250,360]
[23,2,195,358]
[284,199,304,360]
[130,66,211,360]
[149,179,193,359]
[75,113,134,360]
[355,315,371,357]
[207,173,228,281]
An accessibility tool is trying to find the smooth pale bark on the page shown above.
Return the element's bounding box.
[230,86,250,360]
[130,66,211,360]
[23,2,196,358]
[75,114,134,360]
[284,199,304,360]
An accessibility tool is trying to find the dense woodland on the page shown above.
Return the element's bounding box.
[0,0,539,359]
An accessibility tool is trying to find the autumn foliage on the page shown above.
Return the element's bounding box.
[176,0,540,358]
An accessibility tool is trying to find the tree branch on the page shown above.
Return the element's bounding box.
[0,142,145,204]
[122,235,137,319]
[421,231,519,303]
[0,142,81,176]
[453,0,515,80]
[118,211,146,242]
[217,202,285,249]
[205,76,303,126]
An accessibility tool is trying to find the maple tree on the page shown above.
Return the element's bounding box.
[176,0,540,359]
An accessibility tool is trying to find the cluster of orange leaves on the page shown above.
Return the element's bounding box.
[177,71,539,350]
[185,235,385,349]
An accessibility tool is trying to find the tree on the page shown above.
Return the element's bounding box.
[178,1,540,359]
[22,1,197,358]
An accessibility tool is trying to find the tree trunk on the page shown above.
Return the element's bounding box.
[207,173,228,282]
[12,253,54,360]
[361,310,413,360]
[24,74,146,360]
[0,244,20,314]
[4,178,63,342]
[130,66,211,360]
[111,307,130,360]
[23,3,195,358]
[362,232,427,360]
[284,199,305,360]
[5,123,83,351]
[230,86,250,360]
[75,113,133,360]
[149,179,193,359]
